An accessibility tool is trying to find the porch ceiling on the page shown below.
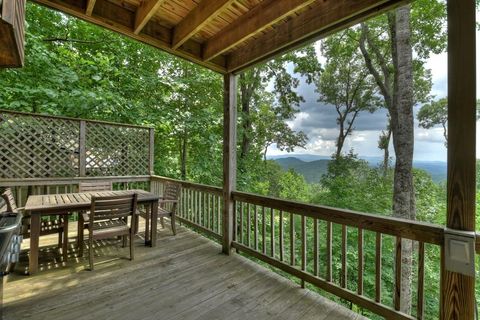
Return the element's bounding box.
[31,0,408,74]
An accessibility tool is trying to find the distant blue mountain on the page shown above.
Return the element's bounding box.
[271,155,447,184]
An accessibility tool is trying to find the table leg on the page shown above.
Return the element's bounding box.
[150,201,158,247]
[29,213,40,274]
[62,217,69,262]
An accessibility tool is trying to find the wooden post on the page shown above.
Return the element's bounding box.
[79,120,86,177]
[222,73,237,255]
[443,0,476,319]
[149,127,155,175]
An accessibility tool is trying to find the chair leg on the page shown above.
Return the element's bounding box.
[160,217,165,229]
[58,229,63,248]
[122,235,127,248]
[145,209,150,242]
[62,218,69,262]
[171,214,176,236]
[78,216,84,257]
[130,233,134,261]
[88,235,94,271]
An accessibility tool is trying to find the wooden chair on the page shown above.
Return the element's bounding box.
[82,193,137,270]
[77,181,113,255]
[138,182,180,236]
[1,188,68,259]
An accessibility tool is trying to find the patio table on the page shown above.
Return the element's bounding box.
[24,189,159,274]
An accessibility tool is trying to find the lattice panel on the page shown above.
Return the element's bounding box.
[0,113,80,178]
[85,123,149,176]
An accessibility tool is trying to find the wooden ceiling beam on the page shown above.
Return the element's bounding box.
[172,0,235,50]
[202,0,316,62]
[31,0,227,73]
[227,0,409,73]
[85,0,96,16]
[134,0,167,35]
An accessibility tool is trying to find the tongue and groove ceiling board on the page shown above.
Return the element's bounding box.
[29,0,408,74]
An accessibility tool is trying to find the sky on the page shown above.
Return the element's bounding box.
[267,12,479,162]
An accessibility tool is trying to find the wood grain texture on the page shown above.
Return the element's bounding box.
[203,0,315,61]
[85,0,96,15]
[134,0,167,34]
[31,0,226,73]
[232,191,444,245]
[5,224,363,320]
[172,0,234,49]
[233,242,413,320]
[227,0,408,73]
[0,0,26,67]
[443,0,476,319]
[222,73,237,254]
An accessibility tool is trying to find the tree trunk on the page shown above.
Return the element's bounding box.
[336,117,345,158]
[390,5,415,314]
[239,73,254,159]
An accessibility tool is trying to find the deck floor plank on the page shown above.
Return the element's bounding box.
[3,222,363,320]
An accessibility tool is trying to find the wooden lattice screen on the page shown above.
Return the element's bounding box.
[0,110,154,179]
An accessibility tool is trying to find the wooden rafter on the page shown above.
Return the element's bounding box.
[172,0,235,50]
[202,0,316,62]
[227,0,409,73]
[134,0,166,35]
[31,0,227,73]
[85,0,96,16]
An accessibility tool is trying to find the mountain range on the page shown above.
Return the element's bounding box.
[270,155,447,184]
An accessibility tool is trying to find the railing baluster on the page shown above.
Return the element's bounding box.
[262,206,266,254]
[270,208,275,257]
[207,193,211,230]
[290,213,295,266]
[394,236,402,311]
[254,205,258,251]
[279,210,284,262]
[247,203,251,247]
[239,202,244,244]
[358,228,364,295]
[326,221,332,282]
[341,225,347,288]
[375,232,382,303]
[417,241,425,320]
[233,201,237,243]
[301,215,306,288]
[217,196,221,234]
[313,218,318,277]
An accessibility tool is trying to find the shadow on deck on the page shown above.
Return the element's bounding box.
[3,222,364,320]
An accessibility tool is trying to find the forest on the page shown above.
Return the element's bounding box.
[0,1,478,319]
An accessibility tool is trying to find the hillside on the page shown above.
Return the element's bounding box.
[273,156,447,184]
[275,157,330,183]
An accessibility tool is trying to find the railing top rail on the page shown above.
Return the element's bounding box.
[232,190,445,245]
[151,175,223,195]
[0,109,153,129]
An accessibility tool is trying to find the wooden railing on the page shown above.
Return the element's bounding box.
[150,176,223,241]
[231,191,446,320]
[3,175,477,319]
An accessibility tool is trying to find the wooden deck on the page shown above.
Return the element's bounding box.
[3,221,364,320]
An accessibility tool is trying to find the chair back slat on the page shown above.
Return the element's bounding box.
[91,194,137,221]
[163,182,180,200]
[1,188,18,212]
[79,181,113,192]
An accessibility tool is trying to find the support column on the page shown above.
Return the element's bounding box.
[443,0,476,319]
[222,73,237,255]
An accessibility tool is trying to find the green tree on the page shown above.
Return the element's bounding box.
[278,169,310,202]
[317,31,381,158]
[417,97,448,144]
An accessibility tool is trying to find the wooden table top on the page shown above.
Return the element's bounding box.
[25,189,159,212]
